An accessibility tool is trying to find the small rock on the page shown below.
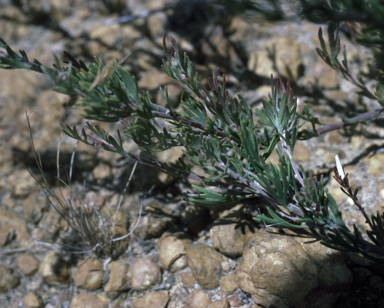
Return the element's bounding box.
[138,70,183,108]
[104,261,129,299]
[180,271,197,288]
[0,6,25,23]
[35,210,67,242]
[23,0,71,22]
[228,16,252,43]
[93,163,112,180]
[128,257,162,291]
[121,24,142,44]
[132,290,169,308]
[324,129,343,144]
[127,46,159,72]
[38,251,70,286]
[248,37,303,82]
[187,289,212,308]
[73,257,103,291]
[138,70,175,91]
[147,12,166,38]
[351,135,367,151]
[82,40,107,58]
[210,216,256,258]
[70,290,109,308]
[0,265,20,294]
[0,69,41,121]
[293,143,310,162]
[7,169,39,198]
[363,153,384,179]
[16,254,39,276]
[220,258,234,273]
[235,232,352,308]
[158,230,191,272]
[227,290,246,307]
[314,59,339,89]
[318,69,339,90]
[22,191,49,223]
[326,90,348,104]
[89,24,120,46]
[186,243,224,289]
[0,228,14,246]
[133,212,175,240]
[209,298,230,308]
[168,284,189,308]
[0,209,30,246]
[36,90,66,134]
[23,291,42,308]
[0,145,13,175]
[220,274,238,295]
[155,146,184,165]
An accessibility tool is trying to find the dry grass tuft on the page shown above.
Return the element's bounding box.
[26,112,141,258]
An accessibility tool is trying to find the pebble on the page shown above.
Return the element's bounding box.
[186,243,224,289]
[73,257,104,291]
[132,290,169,308]
[38,251,70,286]
[104,261,129,298]
[128,257,162,291]
[16,254,39,276]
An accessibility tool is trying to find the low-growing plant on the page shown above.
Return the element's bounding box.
[25,112,140,259]
[1,20,384,260]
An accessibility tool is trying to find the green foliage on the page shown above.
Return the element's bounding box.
[2,6,384,261]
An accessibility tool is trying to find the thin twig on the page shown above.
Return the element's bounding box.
[111,185,154,242]
[112,161,137,234]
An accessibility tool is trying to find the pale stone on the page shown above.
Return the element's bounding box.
[180,271,197,288]
[138,70,175,91]
[23,291,42,308]
[209,298,230,308]
[0,210,30,246]
[73,257,103,291]
[70,291,108,308]
[187,289,212,308]
[38,251,70,286]
[132,291,169,308]
[158,231,191,271]
[248,37,303,82]
[17,254,39,276]
[210,217,256,258]
[0,265,20,294]
[104,261,129,298]
[220,274,238,295]
[7,169,39,198]
[128,257,162,291]
[186,243,223,289]
[90,24,120,46]
[35,210,66,242]
[235,232,352,308]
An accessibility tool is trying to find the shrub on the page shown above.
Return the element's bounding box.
[1,1,384,261]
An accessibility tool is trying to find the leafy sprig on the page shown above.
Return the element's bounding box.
[1,24,384,260]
